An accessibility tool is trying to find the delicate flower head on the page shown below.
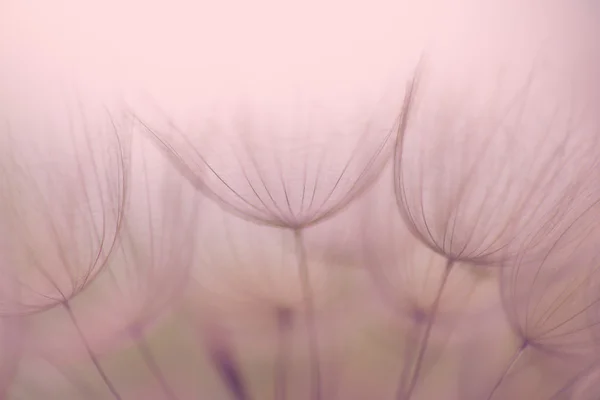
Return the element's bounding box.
[135,86,404,229]
[394,54,600,266]
[0,101,130,316]
[499,204,600,359]
[355,166,485,326]
[28,132,200,359]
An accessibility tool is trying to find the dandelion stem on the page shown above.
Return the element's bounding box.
[200,320,251,400]
[397,324,422,396]
[486,342,528,400]
[62,302,122,400]
[294,229,322,400]
[396,259,454,400]
[209,347,251,400]
[274,308,293,400]
[133,328,180,400]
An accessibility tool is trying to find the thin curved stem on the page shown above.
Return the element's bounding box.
[203,323,251,400]
[63,302,122,400]
[274,308,293,400]
[397,325,421,395]
[294,229,322,400]
[396,259,454,400]
[486,342,528,400]
[134,329,180,400]
[209,350,250,400]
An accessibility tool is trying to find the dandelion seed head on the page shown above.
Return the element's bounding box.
[395,36,600,265]
[499,208,600,361]
[1,0,600,398]
[0,98,130,316]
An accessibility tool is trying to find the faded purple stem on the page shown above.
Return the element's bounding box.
[294,229,322,400]
[63,302,122,400]
[396,259,454,400]
[274,308,293,400]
